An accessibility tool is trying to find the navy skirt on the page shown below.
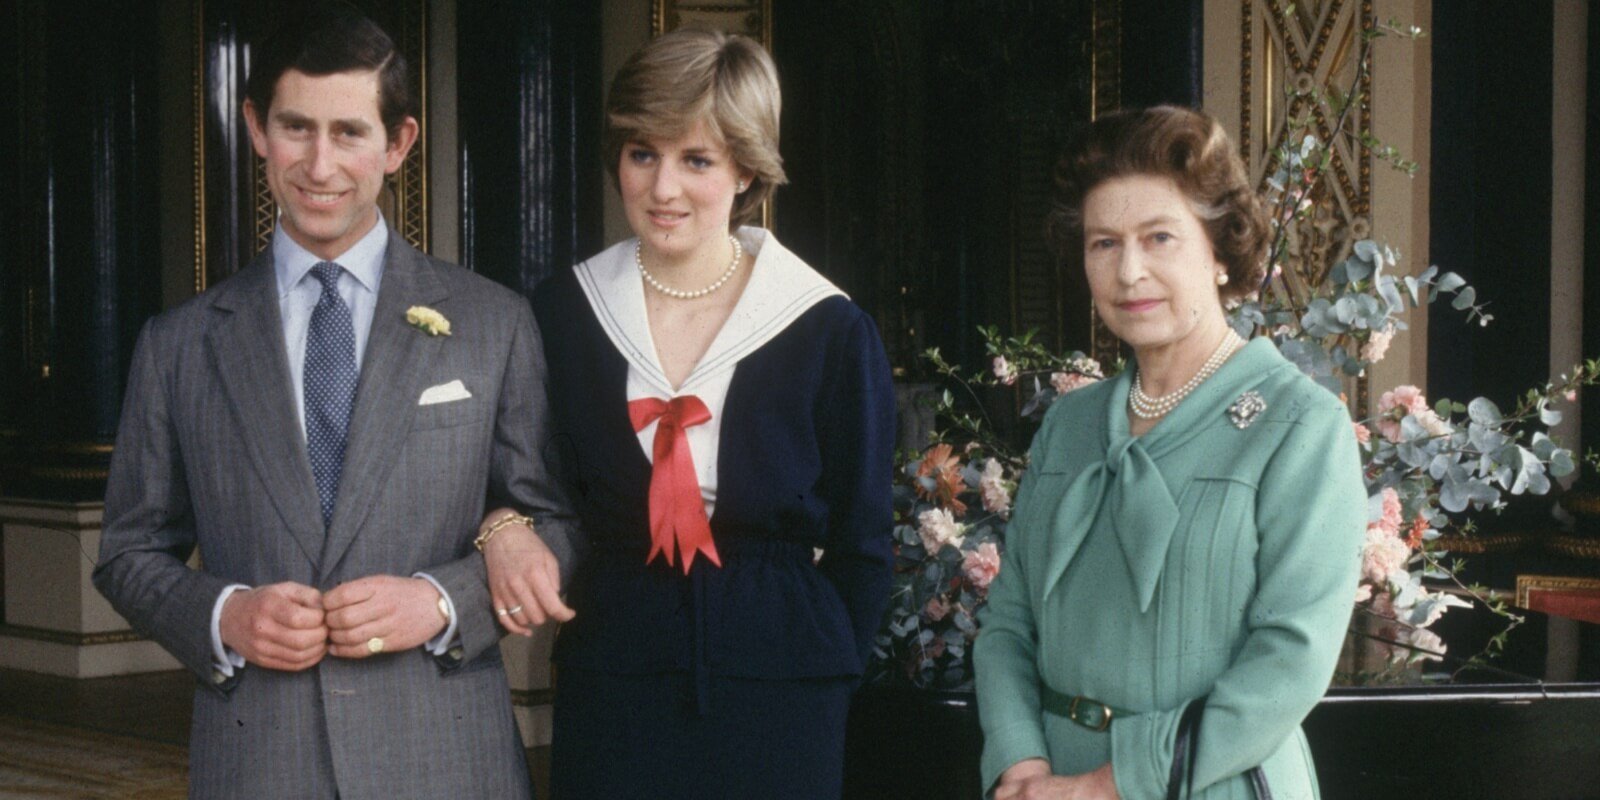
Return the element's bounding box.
[550,667,855,799]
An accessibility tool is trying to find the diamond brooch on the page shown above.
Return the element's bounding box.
[1228,390,1267,429]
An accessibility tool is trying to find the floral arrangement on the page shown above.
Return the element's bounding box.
[868,19,1600,689]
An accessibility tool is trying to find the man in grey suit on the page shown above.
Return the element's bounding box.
[93,7,573,798]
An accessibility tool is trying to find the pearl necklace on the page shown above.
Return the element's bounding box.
[1129,329,1244,420]
[635,235,743,300]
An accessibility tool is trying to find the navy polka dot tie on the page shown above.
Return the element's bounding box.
[305,261,357,529]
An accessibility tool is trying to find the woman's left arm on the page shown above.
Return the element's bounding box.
[813,310,898,667]
[1109,390,1366,798]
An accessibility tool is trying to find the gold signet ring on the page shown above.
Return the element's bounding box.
[367,637,385,654]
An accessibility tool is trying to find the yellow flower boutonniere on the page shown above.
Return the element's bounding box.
[405,305,452,336]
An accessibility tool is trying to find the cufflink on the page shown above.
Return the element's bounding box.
[437,595,451,622]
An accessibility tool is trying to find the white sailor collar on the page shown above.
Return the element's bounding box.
[574,226,847,396]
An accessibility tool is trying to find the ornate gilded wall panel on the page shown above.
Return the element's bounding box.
[1241,0,1373,302]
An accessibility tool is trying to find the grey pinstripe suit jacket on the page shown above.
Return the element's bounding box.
[94,229,579,799]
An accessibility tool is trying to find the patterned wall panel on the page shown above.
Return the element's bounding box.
[1241,0,1373,304]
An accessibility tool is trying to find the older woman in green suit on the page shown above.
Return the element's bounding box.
[975,107,1366,800]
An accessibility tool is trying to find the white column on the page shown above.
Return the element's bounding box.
[1367,0,1432,398]
[1551,0,1586,471]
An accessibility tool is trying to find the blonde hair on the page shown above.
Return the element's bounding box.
[604,27,787,228]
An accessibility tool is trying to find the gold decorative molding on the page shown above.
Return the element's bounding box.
[192,0,206,294]
[509,687,556,707]
[1516,574,1600,607]
[0,624,146,647]
[1088,0,1123,366]
[652,0,770,42]
[396,3,429,252]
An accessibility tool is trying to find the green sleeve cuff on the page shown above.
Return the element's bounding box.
[1110,710,1171,800]
[980,721,1051,795]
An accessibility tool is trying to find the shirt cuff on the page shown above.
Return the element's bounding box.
[413,572,459,656]
[210,584,251,677]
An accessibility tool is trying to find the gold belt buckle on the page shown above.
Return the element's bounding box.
[1067,695,1114,731]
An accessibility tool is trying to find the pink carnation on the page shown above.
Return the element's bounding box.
[1376,487,1403,537]
[992,356,1018,386]
[1352,422,1372,446]
[1361,326,1395,364]
[1375,385,1449,442]
[1050,371,1099,395]
[1361,518,1410,588]
[962,542,1001,590]
[923,596,951,623]
[1359,488,1411,589]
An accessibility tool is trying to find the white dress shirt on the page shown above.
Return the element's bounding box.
[210,216,457,676]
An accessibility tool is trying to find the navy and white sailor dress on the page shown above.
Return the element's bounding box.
[531,226,896,799]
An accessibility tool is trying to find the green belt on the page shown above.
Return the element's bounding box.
[1040,686,1130,732]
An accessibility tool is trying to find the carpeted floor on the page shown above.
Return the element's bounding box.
[0,667,549,797]
[0,714,188,799]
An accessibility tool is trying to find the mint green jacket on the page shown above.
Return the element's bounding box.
[974,339,1365,799]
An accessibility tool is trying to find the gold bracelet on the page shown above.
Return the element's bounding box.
[474,512,535,552]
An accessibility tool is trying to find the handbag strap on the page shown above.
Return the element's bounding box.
[1165,696,1206,800]
[1164,693,1273,800]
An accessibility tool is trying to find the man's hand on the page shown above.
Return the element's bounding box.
[482,514,573,636]
[324,575,448,658]
[994,761,1119,800]
[219,582,328,671]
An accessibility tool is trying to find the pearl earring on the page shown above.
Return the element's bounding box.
[1216,272,1229,286]
[736,180,747,193]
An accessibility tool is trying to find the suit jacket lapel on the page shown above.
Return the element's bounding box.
[206,251,326,568]
[319,230,449,575]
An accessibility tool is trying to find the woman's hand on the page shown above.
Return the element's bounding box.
[994,762,1118,800]
[481,509,574,635]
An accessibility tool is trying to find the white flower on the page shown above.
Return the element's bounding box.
[978,459,1011,517]
[917,508,965,553]
[405,305,452,336]
[1360,325,1395,364]
[992,356,1018,386]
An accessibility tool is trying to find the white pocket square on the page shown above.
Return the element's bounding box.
[418,379,472,406]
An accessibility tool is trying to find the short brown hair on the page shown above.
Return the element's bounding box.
[246,4,413,142]
[1044,106,1270,301]
[603,27,787,228]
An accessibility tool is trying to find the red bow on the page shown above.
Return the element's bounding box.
[627,395,721,574]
